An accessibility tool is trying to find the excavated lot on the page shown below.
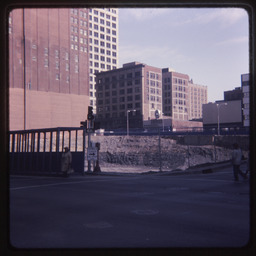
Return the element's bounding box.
[89,135,249,172]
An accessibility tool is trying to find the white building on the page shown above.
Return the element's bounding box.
[241,73,250,127]
[188,79,208,120]
[88,8,119,112]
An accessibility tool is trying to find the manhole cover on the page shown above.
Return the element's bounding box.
[84,221,113,229]
[131,209,159,215]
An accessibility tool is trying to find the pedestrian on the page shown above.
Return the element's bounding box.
[231,143,247,181]
[61,147,73,177]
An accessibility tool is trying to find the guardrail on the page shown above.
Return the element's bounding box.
[9,127,86,176]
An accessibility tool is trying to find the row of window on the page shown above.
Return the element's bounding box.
[146,80,161,87]
[71,35,87,44]
[98,72,141,83]
[70,9,87,18]
[97,110,141,119]
[98,84,141,91]
[98,89,141,97]
[89,39,117,49]
[146,72,161,80]
[90,66,117,75]
[89,9,117,18]
[89,15,117,28]
[98,103,141,112]
[98,94,141,104]
[148,96,161,102]
[55,73,79,82]
[173,78,187,85]
[89,23,116,35]
[90,49,117,57]
[70,16,87,26]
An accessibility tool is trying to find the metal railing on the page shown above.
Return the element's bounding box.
[9,127,86,176]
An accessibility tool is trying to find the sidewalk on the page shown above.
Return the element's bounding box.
[82,160,240,177]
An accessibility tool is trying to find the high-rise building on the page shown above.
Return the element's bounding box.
[8,7,119,130]
[88,8,118,112]
[188,79,208,120]
[95,62,162,129]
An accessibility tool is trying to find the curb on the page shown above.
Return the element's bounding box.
[80,161,236,177]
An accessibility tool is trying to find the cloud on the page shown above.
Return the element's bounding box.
[215,36,248,46]
[118,44,191,68]
[165,8,248,28]
[121,8,172,22]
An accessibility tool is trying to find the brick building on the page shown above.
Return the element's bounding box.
[162,68,207,122]
[95,62,162,129]
[162,68,190,121]
[188,79,208,120]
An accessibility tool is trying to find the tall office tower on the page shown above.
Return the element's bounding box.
[9,8,90,130]
[241,73,250,127]
[162,68,190,121]
[88,8,118,112]
[95,62,162,129]
[188,79,208,120]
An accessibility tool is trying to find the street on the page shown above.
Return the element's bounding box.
[9,165,250,249]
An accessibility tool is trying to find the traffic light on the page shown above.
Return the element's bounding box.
[80,120,87,128]
[87,106,94,120]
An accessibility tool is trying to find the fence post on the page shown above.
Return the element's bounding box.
[187,133,190,168]
[213,135,217,163]
[158,128,162,172]
[83,128,86,174]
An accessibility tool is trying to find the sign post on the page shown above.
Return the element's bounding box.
[87,147,98,161]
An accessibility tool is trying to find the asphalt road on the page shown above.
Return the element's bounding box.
[9,165,250,249]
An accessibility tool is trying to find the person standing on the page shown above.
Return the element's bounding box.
[231,143,247,181]
[61,147,73,177]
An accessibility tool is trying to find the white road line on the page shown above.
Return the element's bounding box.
[10,176,139,191]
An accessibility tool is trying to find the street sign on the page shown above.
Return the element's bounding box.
[87,147,98,161]
[155,109,161,119]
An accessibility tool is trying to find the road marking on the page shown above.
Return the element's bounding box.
[10,176,140,191]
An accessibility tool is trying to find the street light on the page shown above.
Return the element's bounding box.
[127,109,136,136]
[217,102,227,135]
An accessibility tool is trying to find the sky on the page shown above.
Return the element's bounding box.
[118,8,249,103]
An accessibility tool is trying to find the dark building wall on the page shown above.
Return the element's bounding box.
[224,87,242,101]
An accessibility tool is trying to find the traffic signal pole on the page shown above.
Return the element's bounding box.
[81,106,101,173]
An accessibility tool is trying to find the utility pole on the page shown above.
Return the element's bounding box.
[23,8,26,130]
[217,102,227,135]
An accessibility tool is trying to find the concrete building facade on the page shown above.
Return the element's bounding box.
[95,62,162,129]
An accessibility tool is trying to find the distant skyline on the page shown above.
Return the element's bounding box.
[118,8,249,103]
